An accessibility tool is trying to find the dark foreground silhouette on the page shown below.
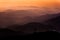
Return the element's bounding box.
[0,29,59,39]
[0,24,60,39]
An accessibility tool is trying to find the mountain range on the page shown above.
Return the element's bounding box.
[0,11,60,38]
[0,10,60,28]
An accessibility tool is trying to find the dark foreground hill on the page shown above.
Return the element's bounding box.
[0,30,59,39]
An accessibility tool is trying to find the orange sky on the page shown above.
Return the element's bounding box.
[0,0,60,11]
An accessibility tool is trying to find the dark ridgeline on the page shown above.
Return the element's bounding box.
[0,28,14,32]
[8,21,59,32]
[45,16,60,32]
[23,22,49,32]
[8,22,50,33]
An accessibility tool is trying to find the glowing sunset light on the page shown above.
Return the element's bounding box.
[0,0,60,11]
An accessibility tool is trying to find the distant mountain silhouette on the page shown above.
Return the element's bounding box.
[23,22,49,31]
[0,28,24,38]
[8,22,52,34]
[45,16,60,32]
[0,28,14,32]
[0,11,60,34]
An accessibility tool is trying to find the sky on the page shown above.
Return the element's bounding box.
[0,0,60,11]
